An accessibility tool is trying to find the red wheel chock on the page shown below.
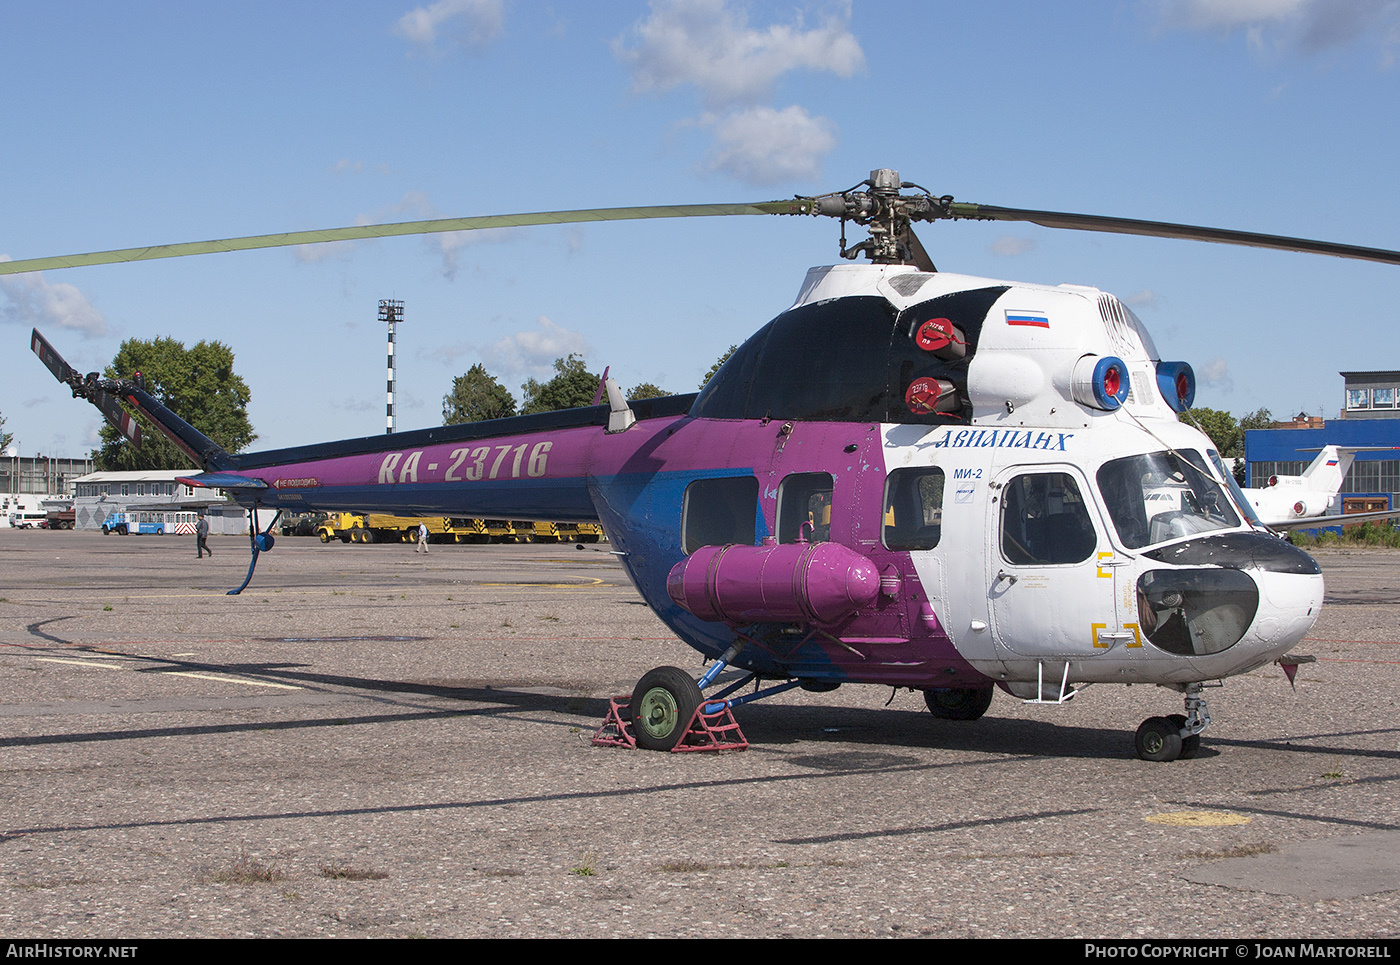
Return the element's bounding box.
[592,696,748,752]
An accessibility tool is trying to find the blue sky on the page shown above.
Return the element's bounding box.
[3,0,1398,455]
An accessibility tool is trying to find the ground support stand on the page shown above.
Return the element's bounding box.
[592,696,748,752]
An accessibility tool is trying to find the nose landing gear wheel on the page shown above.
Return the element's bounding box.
[1168,713,1201,759]
[629,666,703,751]
[1135,716,1184,762]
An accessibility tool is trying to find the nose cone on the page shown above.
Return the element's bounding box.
[1249,563,1325,661]
[1138,531,1323,677]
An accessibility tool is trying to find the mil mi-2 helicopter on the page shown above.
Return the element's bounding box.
[15,169,1400,761]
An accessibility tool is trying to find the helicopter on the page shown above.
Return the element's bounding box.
[15,168,1400,762]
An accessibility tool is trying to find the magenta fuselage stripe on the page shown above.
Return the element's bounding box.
[224,415,982,688]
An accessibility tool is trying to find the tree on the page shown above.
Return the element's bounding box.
[0,411,11,453]
[627,382,669,400]
[1185,407,1238,458]
[443,363,516,424]
[96,336,255,471]
[1236,407,1274,443]
[700,344,738,388]
[520,354,600,415]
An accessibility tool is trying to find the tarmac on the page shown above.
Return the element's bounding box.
[0,529,1397,938]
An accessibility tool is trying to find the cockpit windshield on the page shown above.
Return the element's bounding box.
[1097,450,1241,549]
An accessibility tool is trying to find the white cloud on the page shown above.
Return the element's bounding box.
[1151,0,1400,61]
[0,258,107,338]
[395,0,504,52]
[292,190,526,273]
[615,0,864,108]
[1121,289,1162,309]
[615,1,863,186]
[420,340,476,367]
[990,235,1037,257]
[330,396,379,413]
[436,227,526,279]
[481,315,592,379]
[1198,355,1234,392]
[703,106,836,185]
[331,158,391,176]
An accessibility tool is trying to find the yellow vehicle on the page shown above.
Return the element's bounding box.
[315,513,601,545]
[316,512,363,543]
[530,521,605,543]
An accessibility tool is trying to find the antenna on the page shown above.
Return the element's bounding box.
[379,299,404,434]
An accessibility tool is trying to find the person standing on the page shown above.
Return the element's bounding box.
[196,513,211,558]
[416,521,429,553]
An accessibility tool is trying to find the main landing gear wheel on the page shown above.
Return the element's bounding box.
[1135,716,1184,762]
[923,686,994,721]
[630,666,703,751]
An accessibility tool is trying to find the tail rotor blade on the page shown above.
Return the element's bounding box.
[30,328,143,448]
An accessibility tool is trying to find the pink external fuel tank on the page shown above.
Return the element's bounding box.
[667,538,882,627]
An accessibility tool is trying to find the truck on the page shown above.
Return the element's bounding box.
[314,513,605,545]
[316,513,458,544]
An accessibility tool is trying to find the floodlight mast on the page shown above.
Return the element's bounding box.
[380,299,404,435]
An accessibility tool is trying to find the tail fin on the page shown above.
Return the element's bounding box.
[31,329,236,472]
[1297,445,1354,496]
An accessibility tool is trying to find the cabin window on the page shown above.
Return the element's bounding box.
[682,476,759,554]
[883,468,945,550]
[777,472,834,544]
[1000,472,1096,565]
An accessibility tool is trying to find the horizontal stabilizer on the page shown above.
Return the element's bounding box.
[176,472,268,490]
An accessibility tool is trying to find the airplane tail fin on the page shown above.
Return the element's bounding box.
[1298,445,1355,496]
[31,329,237,473]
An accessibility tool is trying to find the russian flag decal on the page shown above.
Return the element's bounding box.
[1005,310,1050,328]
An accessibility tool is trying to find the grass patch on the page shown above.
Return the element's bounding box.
[201,847,286,885]
[318,862,388,881]
[570,852,600,877]
[1184,842,1278,861]
[658,859,711,873]
[1291,523,1400,549]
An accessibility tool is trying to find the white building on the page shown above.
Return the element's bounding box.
[72,471,261,535]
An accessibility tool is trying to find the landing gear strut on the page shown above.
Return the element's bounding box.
[1135,684,1210,762]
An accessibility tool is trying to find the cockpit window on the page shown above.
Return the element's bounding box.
[1097,450,1240,549]
[1207,448,1265,528]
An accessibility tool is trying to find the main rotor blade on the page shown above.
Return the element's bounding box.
[945,203,1400,267]
[0,201,806,276]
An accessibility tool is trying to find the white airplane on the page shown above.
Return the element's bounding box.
[1244,446,1398,531]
